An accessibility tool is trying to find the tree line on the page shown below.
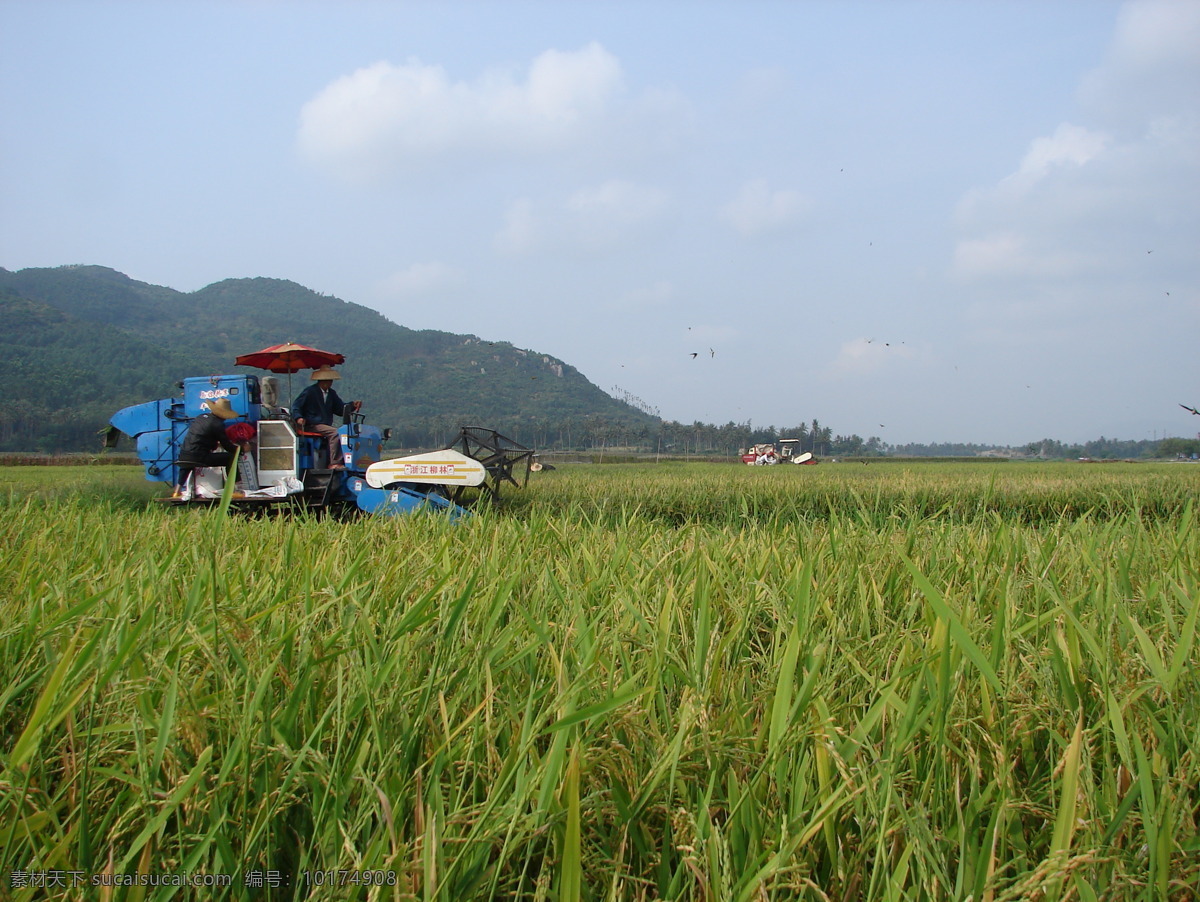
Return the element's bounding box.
[10,407,1196,461]
[391,416,850,459]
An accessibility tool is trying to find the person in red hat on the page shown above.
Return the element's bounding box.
[292,367,362,469]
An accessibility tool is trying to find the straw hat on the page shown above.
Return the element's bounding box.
[205,398,239,419]
[311,367,342,381]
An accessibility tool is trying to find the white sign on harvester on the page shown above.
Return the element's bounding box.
[365,449,487,489]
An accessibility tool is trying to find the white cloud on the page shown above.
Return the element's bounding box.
[520,44,623,124]
[376,261,464,299]
[722,179,810,236]
[298,44,620,175]
[953,233,1027,278]
[952,231,1098,281]
[567,179,666,221]
[494,180,668,255]
[1016,123,1111,181]
[297,43,666,182]
[953,0,1199,294]
[1110,0,1200,65]
[1080,0,1200,124]
[956,123,1112,226]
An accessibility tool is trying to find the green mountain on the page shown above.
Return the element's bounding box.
[0,265,658,452]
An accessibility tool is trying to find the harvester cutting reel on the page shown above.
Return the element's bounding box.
[364,427,535,506]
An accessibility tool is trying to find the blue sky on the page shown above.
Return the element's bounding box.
[2,0,1197,445]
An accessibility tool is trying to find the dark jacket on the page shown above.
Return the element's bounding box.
[292,384,347,428]
[178,413,236,465]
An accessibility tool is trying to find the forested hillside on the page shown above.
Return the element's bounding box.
[0,265,656,452]
[4,266,1182,459]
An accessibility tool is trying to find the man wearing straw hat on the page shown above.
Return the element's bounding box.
[292,367,362,469]
[175,397,240,497]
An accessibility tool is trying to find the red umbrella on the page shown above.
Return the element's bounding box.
[235,343,346,403]
[235,342,345,373]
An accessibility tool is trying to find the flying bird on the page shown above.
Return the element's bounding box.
[1182,404,1200,416]
[709,348,715,358]
[690,352,698,359]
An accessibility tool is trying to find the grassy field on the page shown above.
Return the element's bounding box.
[1,461,1198,900]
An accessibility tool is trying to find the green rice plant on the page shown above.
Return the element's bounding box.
[0,462,1197,899]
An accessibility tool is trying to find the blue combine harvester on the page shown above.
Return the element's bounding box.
[106,370,534,518]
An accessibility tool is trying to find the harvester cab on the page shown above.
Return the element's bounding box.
[107,365,534,518]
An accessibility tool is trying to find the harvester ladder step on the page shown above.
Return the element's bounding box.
[303,469,337,509]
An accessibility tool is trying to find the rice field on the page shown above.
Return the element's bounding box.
[1,461,1198,900]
